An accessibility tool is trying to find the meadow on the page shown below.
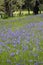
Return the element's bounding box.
[0,14,43,65]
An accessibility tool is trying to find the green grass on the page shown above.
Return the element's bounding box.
[0,14,43,65]
[0,14,43,31]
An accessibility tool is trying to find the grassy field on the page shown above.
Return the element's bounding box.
[0,14,43,65]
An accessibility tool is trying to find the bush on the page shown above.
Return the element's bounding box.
[3,14,8,19]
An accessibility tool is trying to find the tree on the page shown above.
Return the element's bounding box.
[33,0,40,14]
[39,0,43,13]
[0,0,4,18]
[4,0,14,17]
[17,0,25,15]
[4,0,20,17]
[25,0,32,14]
[0,0,4,11]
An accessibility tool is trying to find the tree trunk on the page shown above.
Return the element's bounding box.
[8,1,13,17]
[4,0,13,17]
[4,0,8,14]
[28,8,30,15]
[40,10,41,14]
[19,6,22,16]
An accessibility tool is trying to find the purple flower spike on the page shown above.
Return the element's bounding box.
[34,62,39,65]
[10,52,15,57]
[0,42,5,46]
[7,59,11,63]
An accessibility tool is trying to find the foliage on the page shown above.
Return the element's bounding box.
[0,0,43,17]
[16,0,25,15]
[39,0,43,4]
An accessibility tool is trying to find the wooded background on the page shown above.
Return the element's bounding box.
[0,0,43,17]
